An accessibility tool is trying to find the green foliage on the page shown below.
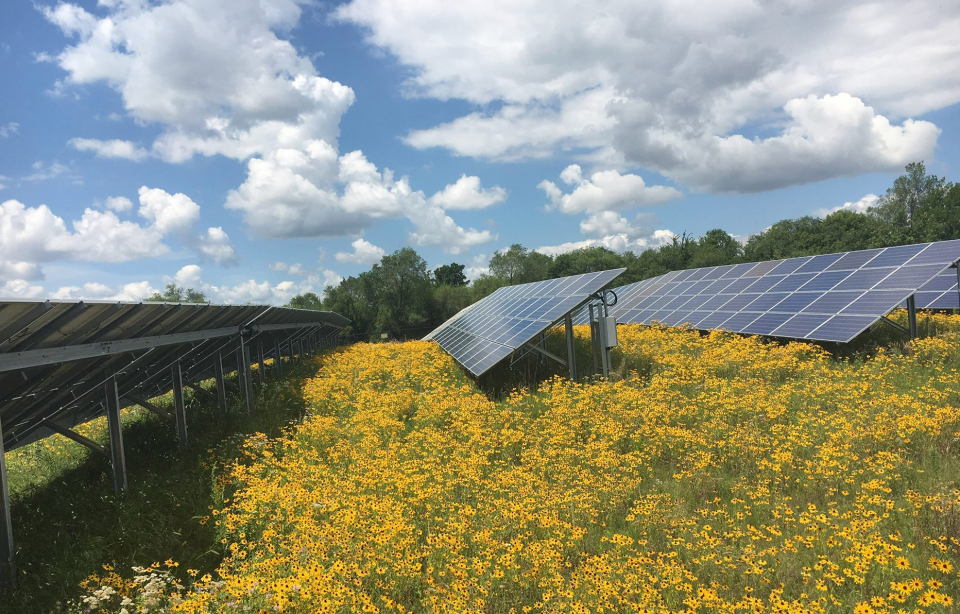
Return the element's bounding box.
[875,161,946,222]
[548,246,630,278]
[146,283,209,304]
[286,292,324,311]
[489,244,551,284]
[433,262,467,286]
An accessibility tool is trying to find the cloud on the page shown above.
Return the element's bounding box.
[103,196,133,211]
[335,238,386,265]
[337,0,956,192]
[0,187,236,287]
[69,137,150,161]
[464,253,490,281]
[0,261,43,281]
[198,226,239,266]
[537,229,676,257]
[619,94,941,193]
[50,281,159,302]
[428,174,507,210]
[172,264,342,305]
[137,186,201,235]
[22,161,74,182]
[815,193,880,218]
[406,87,617,161]
[0,122,18,138]
[579,211,636,238]
[539,165,681,214]
[45,0,494,249]
[0,199,167,267]
[0,279,45,299]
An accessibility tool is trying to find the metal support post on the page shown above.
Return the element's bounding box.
[564,314,578,382]
[242,343,255,414]
[0,412,16,591]
[908,295,919,339]
[599,302,612,378]
[236,346,245,388]
[288,339,296,362]
[257,343,265,384]
[214,351,227,418]
[104,375,128,494]
[171,362,188,448]
[274,340,282,377]
[589,304,600,375]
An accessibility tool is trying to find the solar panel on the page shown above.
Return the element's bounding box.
[595,240,960,343]
[910,268,960,309]
[0,302,349,451]
[429,269,625,376]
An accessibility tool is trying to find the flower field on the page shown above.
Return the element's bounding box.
[108,320,960,612]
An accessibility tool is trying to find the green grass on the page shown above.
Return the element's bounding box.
[0,358,322,614]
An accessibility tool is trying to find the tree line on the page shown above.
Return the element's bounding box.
[154,162,960,339]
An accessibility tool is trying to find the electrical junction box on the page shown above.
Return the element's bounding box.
[600,316,618,348]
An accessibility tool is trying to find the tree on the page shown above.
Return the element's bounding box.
[689,229,742,268]
[287,292,324,310]
[548,247,627,278]
[656,232,695,271]
[369,248,434,333]
[912,183,960,242]
[434,263,467,286]
[873,161,945,223]
[432,284,473,323]
[742,217,824,261]
[146,283,208,303]
[324,275,377,337]
[488,244,552,284]
[469,274,509,301]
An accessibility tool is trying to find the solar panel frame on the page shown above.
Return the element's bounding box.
[429,269,625,376]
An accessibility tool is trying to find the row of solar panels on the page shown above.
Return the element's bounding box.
[0,300,349,450]
[577,239,960,342]
[426,239,960,377]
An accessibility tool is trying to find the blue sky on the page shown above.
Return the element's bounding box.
[1,0,958,304]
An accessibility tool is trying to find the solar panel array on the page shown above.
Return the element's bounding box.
[576,240,960,343]
[912,268,960,309]
[428,269,625,376]
[0,300,348,451]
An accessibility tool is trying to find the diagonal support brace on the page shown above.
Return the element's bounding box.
[42,420,110,460]
[879,315,909,335]
[124,395,173,422]
[520,340,567,367]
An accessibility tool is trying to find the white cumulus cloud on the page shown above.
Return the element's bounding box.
[539,165,681,214]
[335,238,386,265]
[103,196,133,211]
[45,0,496,250]
[337,0,956,192]
[198,226,239,266]
[69,138,150,161]
[170,264,342,305]
[428,174,507,210]
[815,193,881,218]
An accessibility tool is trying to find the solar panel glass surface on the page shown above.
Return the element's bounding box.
[429,269,625,375]
[598,239,960,343]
